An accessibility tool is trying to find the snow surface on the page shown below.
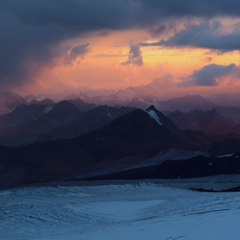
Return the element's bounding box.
[36,96,47,101]
[146,109,163,125]
[43,105,54,114]
[217,153,234,158]
[0,176,240,240]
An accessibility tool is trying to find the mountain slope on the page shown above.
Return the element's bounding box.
[37,105,135,142]
[167,109,240,136]
[0,106,239,190]
[157,95,215,112]
[0,103,135,146]
[0,106,194,189]
[0,104,48,129]
[68,98,96,112]
[0,101,83,146]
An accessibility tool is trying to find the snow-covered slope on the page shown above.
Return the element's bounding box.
[146,108,163,125]
[0,176,240,240]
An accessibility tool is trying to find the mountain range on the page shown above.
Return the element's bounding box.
[0,100,135,146]
[167,109,240,136]
[0,105,240,190]
[0,92,27,115]
[1,90,240,190]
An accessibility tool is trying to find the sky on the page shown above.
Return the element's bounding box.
[0,0,240,97]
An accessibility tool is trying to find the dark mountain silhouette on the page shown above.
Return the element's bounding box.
[215,106,240,123]
[209,139,240,156]
[73,89,240,123]
[0,105,239,190]
[157,95,215,112]
[29,98,54,106]
[0,104,48,129]
[0,106,198,189]
[0,102,135,146]
[37,105,135,142]
[167,109,240,136]
[86,153,240,180]
[68,98,96,112]
[0,101,83,146]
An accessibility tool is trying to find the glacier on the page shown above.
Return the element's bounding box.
[0,175,240,240]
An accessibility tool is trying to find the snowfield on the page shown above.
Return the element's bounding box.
[0,175,240,240]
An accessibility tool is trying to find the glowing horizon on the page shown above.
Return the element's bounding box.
[16,28,240,98]
[0,1,239,99]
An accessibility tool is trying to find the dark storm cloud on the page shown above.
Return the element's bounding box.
[0,0,132,87]
[143,21,240,52]
[0,0,240,87]
[122,41,143,66]
[149,20,178,37]
[180,64,240,87]
[137,0,240,18]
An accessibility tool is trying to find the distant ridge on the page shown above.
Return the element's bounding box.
[168,109,240,136]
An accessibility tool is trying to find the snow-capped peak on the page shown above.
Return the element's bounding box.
[217,153,234,158]
[43,105,54,114]
[36,96,47,101]
[146,108,163,125]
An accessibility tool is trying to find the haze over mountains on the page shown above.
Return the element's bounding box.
[168,109,240,136]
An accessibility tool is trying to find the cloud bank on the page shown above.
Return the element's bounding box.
[142,21,240,52]
[180,63,240,87]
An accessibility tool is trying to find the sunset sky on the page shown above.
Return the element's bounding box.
[0,0,240,97]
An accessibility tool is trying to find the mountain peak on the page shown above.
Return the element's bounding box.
[146,105,157,111]
[146,105,180,134]
[146,105,163,125]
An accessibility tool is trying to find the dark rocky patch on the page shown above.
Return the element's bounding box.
[190,186,240,192]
